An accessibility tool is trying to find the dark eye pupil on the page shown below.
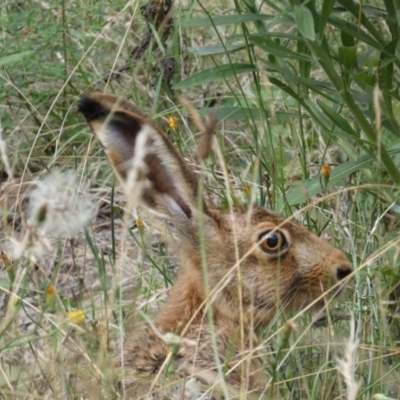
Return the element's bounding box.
[266,234,278,248]
[258,230,287,254]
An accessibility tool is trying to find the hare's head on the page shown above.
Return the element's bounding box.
[79,93,353,328]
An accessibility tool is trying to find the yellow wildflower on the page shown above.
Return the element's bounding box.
[1,251,10,268]
[242,186,251,195]
[1,251,15,281]
[136,217,144,229]
[168,116,178,131]
[45,285,56,303]
[67,309,85,325]
[321,164,331,179]
[321,164,331,187]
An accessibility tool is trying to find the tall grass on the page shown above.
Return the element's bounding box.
[0,0,399,399]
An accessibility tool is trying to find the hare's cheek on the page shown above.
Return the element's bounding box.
[295,263,333,291]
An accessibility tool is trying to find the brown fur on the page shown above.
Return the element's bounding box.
[78,93,353,398]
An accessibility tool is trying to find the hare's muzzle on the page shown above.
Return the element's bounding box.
[328,258,353,296]
[324,245,354,286]
[336,265,353,282]
[332,249,353,284]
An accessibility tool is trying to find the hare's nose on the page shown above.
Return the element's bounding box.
[336,264,353,281]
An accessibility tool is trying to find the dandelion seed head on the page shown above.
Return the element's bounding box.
[29,170,95,237]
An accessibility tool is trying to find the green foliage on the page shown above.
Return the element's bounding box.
[176,1,400,397]
[178,0,400,202]
[1,0,400,398]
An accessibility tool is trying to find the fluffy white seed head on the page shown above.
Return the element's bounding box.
[29,170,95,237]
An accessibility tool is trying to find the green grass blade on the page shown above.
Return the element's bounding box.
[173,63,256,89]
[0,51,34,67]
[178,13,274,27]
[249,34,312,61]
[294,5,315,41]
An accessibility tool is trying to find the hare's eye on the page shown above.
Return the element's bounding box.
[258,230,287,254]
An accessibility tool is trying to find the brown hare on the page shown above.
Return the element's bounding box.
[79,92,353,399]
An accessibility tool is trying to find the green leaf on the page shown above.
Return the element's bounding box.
[372,394,398,400]
[187,44,247,55]
[353,73,376,87]
[336,0,385,47]
[198,106,299,121]
[0,51,34,67]
[379,39,397,91]
[249,35,312,61]
[318,100,358,137]
[279,143,400,209]
[329,17,382,50]
[298,39,312,80]
[378,38,400,136]
[278,154,374,208]
[381,116,400,136]
[269,77,331,130]
[0,279,14,289]
[383,0,399,38]
[0,280,37,291]
[173,64,256,89]
[338,46,357,70]
[294,5,316,41]
[179,13,274,28]
[341,31,355,47]
[320,0,335,33]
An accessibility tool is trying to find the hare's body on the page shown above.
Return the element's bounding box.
[79,93,353,398]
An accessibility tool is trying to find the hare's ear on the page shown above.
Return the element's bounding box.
[79,93,203,220]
